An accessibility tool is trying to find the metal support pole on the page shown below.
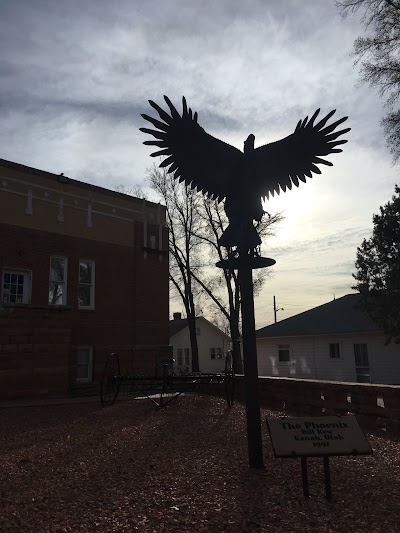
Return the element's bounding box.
[324,456,332,501]
[239,262,264,469]
[301,457,310,498]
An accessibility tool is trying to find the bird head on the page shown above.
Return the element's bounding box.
[244,134,255,154]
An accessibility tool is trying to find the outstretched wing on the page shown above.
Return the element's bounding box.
[250,109,350,198]
[140,96,243,201]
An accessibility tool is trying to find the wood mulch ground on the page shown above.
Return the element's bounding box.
[0,394,399,532]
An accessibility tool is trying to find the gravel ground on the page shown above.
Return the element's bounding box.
[0,394,399,532]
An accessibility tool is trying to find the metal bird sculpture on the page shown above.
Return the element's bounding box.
[140,96,350,251]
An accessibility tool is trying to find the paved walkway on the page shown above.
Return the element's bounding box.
[0,395,100,408]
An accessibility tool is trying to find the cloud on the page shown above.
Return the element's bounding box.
[268,227,370,258]
[1,0,398,323]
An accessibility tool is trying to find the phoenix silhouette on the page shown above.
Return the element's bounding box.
[140,96,350,250]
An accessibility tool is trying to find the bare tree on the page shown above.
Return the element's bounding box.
[191,198,283,373]
[148,164,203,372]
[337,0,400,159]
[114,184,148,199]
[148,165,282,374]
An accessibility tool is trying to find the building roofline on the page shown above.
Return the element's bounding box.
[0,158,164,211]
[256,293,380,338]
[197,316,231,340]
[169,315,231,340]
[257,329,383,340]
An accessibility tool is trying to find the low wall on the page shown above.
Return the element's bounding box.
[199,375,400,422]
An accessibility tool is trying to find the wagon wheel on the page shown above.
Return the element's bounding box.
[100,353,121,407]
[224,353,235,407]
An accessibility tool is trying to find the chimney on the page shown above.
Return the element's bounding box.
[173,312,182,321]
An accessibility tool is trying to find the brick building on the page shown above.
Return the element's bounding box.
[0,159,170,399]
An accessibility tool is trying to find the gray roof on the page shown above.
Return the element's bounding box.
[256,294,381,338]
[169,318,189,337]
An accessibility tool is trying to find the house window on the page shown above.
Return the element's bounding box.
[184,348,190,367]
[177,348,183,366]
[329,343,341,359]
[76,346,93,382]
[278,344,290,362]
[354,344,370,383]
[210,347,222,360]
[48,257,67,305]
[79,260,95,309]
[2,270,31,304]
[196,327,201,335]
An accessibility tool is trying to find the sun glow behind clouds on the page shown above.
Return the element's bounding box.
[261,177,319,241]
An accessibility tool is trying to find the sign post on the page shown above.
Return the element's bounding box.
[267,415,372,500]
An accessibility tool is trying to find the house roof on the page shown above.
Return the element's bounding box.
[256,293,381,338]
[169,316,231,339]
[0,158,163,211]
[169,318,189,337]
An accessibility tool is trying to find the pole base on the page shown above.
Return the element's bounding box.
[216,256,276,270]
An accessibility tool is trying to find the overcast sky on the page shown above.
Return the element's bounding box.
[1,0,398,327]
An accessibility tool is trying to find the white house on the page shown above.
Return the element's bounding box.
[256,294,400,385]
[169,313,231,373]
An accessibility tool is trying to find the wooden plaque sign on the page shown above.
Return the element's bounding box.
[267,415,372,458]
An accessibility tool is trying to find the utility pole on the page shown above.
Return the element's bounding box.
[273,295,284,323]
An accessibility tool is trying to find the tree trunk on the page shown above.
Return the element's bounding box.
[230,319,243,374]
[187,315,200,372]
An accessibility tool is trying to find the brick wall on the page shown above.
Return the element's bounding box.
[0,305,71,399]
[0,222,169,399]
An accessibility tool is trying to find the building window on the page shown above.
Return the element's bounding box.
[196,327,201,335]
[76,346,93,382]
[184,348,190,367]
[210,347,223,360]
[329,343,341,359]
[354,344,370,383]
[79,260,95,309]
[177,348,183,366]
[2,270,31,304]
[48,257,67,305]
[278,344,290,362]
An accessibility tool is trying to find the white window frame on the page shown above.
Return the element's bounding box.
[184,348,190,367]
[278,344,291,363]
[354,343,371,383]
[1,269,32,304]
[76,346,93,383]
[78,259,95,310]
[49,256,68,306]
[329,343,342,360]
